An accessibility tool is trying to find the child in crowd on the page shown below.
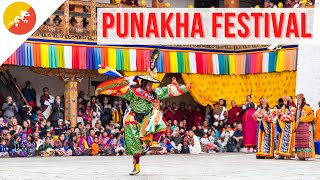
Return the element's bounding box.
[23,134,36,156]
[209,130,222,152]
[0,138,9,157]
[91,136,100,156]
[158,136,174,155]
[77,133,91,156]
[109,133,124,156]
[99,131,110,155]
[38,137,55,157]
[171,120,178,132]
[38,118,48,139]
[9,134,27,157]
[200,133,216,153]
[54,133,72,156]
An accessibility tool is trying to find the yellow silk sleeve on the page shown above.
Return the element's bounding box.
[300,106,315,123]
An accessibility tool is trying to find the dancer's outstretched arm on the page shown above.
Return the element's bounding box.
[95,77,133,100]
[155,77,192,100]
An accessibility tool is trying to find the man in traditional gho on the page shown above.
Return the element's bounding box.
[295,94,316,160]
[275,96,296,159]
[252,98,276,159]
[95,49,192,175]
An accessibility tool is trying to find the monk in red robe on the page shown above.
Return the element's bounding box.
[185,104,194,128]
[193,106,204,127]
[228,100,243,125]
[163,101,176,122]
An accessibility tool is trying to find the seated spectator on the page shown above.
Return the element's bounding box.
[19,105,33,123]
[87,128,95,148]
[77,132,91,156]
[54,119,67,136]
[99,130,110,155]
[220,125,235,152]
[200,133,216,153]
[91,136,100,156]
[94,121,104,133]
[10,117,22,135]
[37,118,48,139]
[108,133,124,156]
[23,134,36,157]
[203,120,210,133]
[21,81,37,108]
[32,107,45,123]
[4,130,12,147]
[54,133,72,156]
[194,124,204,137]
[188,130,201,154]
[178,121,185,130]
[232,123,243,152]
[9,134,27,157]
[170,119,178,132]
[2,96,18,127]
[33,132,44,155]
[170,128,184,154]
[158,136,174,155]
[22,120,33,142]
[209,130,222,152]
[38,137,54,157]
[0,138,9,157]
[182,119,188,129]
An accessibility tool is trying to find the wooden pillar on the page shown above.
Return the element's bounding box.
[63,77,81,129]
[224,0,239,8]
[90,0,96,36]
[63,0,70,35]
[152,0,165,8]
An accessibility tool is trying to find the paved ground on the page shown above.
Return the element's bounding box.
[1,153,319,180]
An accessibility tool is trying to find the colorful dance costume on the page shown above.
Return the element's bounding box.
[276,96,296,159]
[252,99,276,159]
[96,66,191,175]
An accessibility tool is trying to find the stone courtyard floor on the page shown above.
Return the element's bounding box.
[0,153,319,180]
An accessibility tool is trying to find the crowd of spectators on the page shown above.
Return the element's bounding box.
[0,80,247,158]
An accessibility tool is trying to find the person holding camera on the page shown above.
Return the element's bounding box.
[2,96,18,127]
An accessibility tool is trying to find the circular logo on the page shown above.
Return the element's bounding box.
[3,2,36,35]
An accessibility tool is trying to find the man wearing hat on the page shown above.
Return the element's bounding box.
[252,98,276,159]
[294,94,316,160]
[95,65,192,175]
[275,95,296,159]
